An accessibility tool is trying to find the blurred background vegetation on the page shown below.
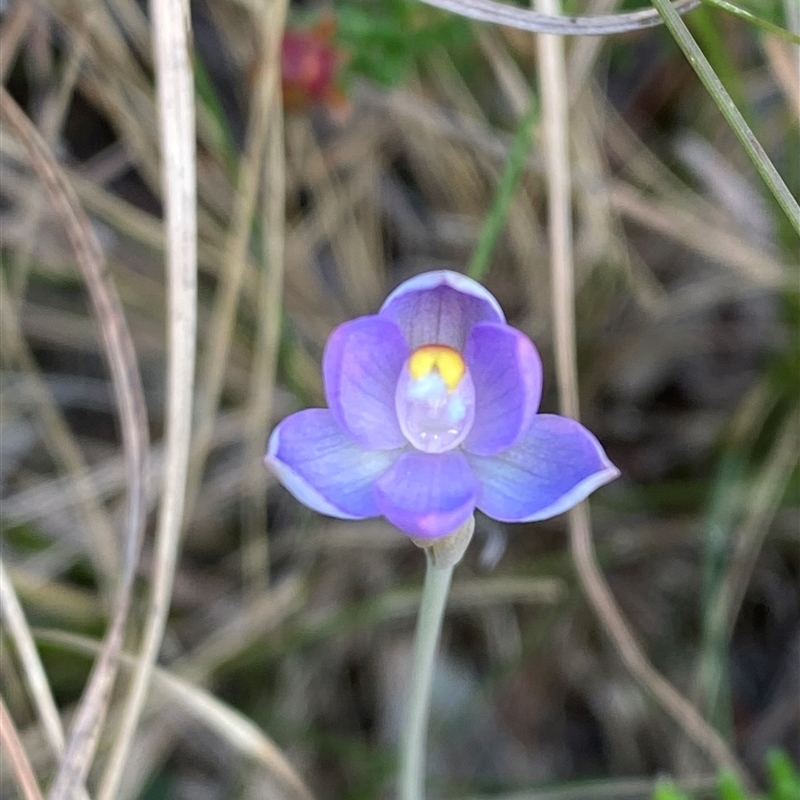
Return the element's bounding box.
[0,0,798,798]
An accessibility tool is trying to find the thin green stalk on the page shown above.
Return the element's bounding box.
[467,99,539,280]
[699,0,800,44]
[399,552,454,800]
[651,0,800,238]
[698,453,744,739]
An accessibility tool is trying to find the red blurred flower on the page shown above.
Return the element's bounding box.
[281,19,347,112]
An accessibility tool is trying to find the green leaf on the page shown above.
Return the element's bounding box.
[718,770,749,800]
[766,750,800,800]
[652,779,693,800]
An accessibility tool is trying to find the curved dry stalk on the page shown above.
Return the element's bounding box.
[8,24,89,303]
[0,129,244,306]
[533,0,750,783]
[98,576,304,800]
[418,0,699,35]
[569,504,750,778]
[0,695,45,800]
[0,272,120,589]
[0,558,65,756]
[95,0,197,796]
[0,563,92,800]
[0,0,34,80]
[0,87,150,800]
[37,629,316,800]
[45,0,163,193]
[0,33,113,626]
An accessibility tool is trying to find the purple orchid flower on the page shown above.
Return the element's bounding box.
[265,271,619,539]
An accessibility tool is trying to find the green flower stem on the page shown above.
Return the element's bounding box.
[651,0,800,238]
[399,551,454,800]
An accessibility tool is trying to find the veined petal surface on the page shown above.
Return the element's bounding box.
[374,450,478,538]
[265,409,400,518]
[463,322,542,456]
[467,415,619,522]
[323,315,408,449]
[379,270,504,350]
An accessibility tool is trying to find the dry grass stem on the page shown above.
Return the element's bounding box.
[568,504,750,780]
[186,0,287,520]
[96,0,197,795]
[242,80,287,594]
[8,26,88,303]
[0,271,120,586]
[0,85,150,800]
[566,0,622,100]
[0,0,35,81]
[0,558,65,756]
[37,629,316,800]
[534,0,750,783]
[0,696,45,800]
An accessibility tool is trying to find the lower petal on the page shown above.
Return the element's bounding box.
[374,450,478,538]
[466,415,619,522]
[265,409,399,519]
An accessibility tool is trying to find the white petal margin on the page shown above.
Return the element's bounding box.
[466,414,620,523]
[265,409,401,519]
[380,270,505,322]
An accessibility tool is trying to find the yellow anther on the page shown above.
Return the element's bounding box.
[408,345,466,391]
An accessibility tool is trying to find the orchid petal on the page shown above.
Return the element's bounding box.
[324,315,408,449]
[379,270,504,350]
[463,322,542,456]
[467,415,619,522]
[374,450,478,538]
[265,409,400,518]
